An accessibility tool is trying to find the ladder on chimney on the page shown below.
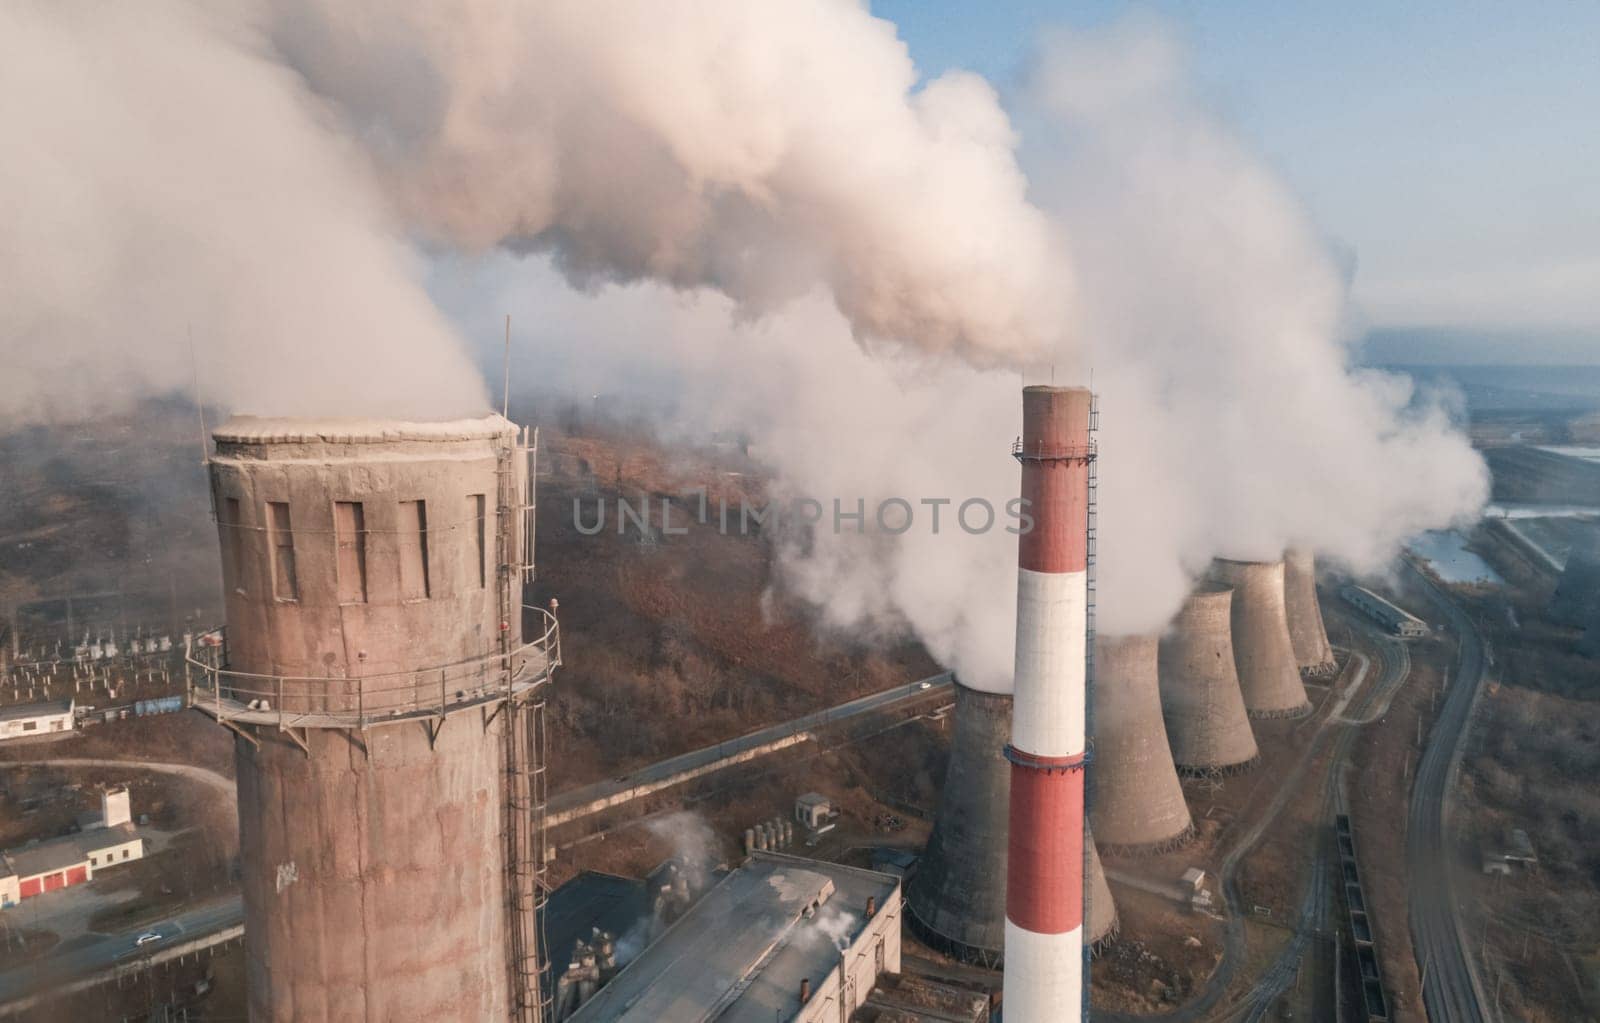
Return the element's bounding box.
[1082,394,1100,1021]
[498,428,550,1023]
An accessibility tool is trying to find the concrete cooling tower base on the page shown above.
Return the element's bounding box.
[1090,634,1195,856]
[910,677,1120,965]
[907,681,1011,967]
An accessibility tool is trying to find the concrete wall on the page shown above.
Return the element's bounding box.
[0,707,73,739]
[208,416,522,1022]
[1158,584,1259,773]
[1210,559,1311,719]
[86,837,142,874]
[1089,634,1193,853]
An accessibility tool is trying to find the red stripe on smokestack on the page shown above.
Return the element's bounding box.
[1005,751,1085,934]
[1017,386,1091,575]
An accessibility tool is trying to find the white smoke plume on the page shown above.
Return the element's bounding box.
[1028,19,1490,631]
[4,3,1487,694]
[0,0,486,424]
[265,0,1068,366]
[429,14,1488,690]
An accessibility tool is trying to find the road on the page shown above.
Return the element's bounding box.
[1407,564,1491,1023]
[0,757,234,802]
[0,895,243,1009]
[547,671,954,821]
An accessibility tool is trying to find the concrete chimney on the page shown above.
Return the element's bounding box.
[194,416,556,1022]
[1158,584,1260,774]
[907,679,1012,966]
[1089,634,1194,854]
[1002,385,1093,1023]
[1283,548,1337,678]
[1210,558,1312,719]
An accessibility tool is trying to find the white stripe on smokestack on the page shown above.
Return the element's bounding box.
[1011,570,1088,757]
[1004,385,1094,1023]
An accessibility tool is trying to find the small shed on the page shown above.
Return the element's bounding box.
[795,793,833,830]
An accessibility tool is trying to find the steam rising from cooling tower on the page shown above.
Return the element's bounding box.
[0,0,488,424]
[1089,634,1194,854]
[1158,584,1259,775]
[266,0,1068,366]
[4,3,1488,720]
[1283,549,1338,678]
[1209,559,1313,720]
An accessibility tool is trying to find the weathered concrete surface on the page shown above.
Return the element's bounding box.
[907,680,1012,964]
[908,680,1118,960]
[1210,558,1311,719]
[1283,548,1337,677]
[1086,831,1117,948]
[1089,634,1193,853]
[208,416,522,1022]
[1157,584,1259,773]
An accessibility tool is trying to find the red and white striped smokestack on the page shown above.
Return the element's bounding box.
[1004,385,1094,1023]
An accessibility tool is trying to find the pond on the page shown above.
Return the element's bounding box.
[1406,529,1503,585]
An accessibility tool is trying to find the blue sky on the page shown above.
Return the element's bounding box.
[872,1,1599,345]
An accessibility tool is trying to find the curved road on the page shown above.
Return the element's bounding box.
[1406,565,1490,1023]
[0,757,233,801]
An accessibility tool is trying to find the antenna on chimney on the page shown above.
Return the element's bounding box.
[503,314,512,419]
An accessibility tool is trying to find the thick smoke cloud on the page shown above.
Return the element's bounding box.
[4,2,1487,693]
[1029,20,1489,632]
[266,0,1068,365]
[429,15,1488,690]
[0,0,486,424]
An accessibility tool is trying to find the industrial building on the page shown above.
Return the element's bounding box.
[1089,633,1194,854]
[1210,558,1312,719]
[1284,548,1338,678]
[0,698,74,741]
[567,852,902,1022]
[186,416,560,1022]
[1340,585,1428,638]
[1158,583,1260,775]
[0,787,143,907]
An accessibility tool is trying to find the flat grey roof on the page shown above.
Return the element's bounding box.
[2,823,140,879]
[570,852,898,1023]
[0,700,72,724]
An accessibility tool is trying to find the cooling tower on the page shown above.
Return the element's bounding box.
[907,679,1012,967]
[1089,634,1195,854]
[1551,546,1600,627]
[909,676,1117,970]
[1158,584,1260,774]
[1086,833,1118,949]
[1210,558,1312,719]
[190,417,558,1022]
[1283,548,1337,678]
